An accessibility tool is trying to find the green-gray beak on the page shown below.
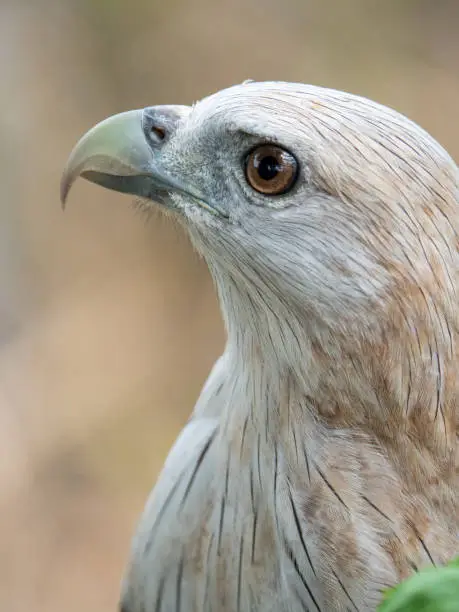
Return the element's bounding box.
[60,106,227,217]
[61,109,156,207]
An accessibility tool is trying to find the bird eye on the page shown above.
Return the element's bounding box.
[245,145,298,195]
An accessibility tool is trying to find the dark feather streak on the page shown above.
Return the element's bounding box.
[176,554,184,612]
[332,569,359,611]
[361,495,392,523]
[251,510,258,564]
[315,465,348,509]
[288,487,316,576]
[283,536,322,612]
[217,495,227,554]
[236,534,244,611]
[416,531,436,566]
[180,433,215,510]
[154,574,166,612]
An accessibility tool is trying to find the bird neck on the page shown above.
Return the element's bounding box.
[211,268,458,489]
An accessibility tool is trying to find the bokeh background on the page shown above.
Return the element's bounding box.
[1,0,459,610]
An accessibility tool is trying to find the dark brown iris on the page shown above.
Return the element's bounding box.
[245,145,298,195]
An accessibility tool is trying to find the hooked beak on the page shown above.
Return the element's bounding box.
[60,107,227,217]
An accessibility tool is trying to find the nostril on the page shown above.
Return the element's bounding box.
[143,106,183,145]
[150,124,166,142]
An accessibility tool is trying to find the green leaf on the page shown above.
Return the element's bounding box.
[446,557,459,569]
[378,562,459,612]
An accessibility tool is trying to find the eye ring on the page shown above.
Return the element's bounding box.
[245,144,298,195]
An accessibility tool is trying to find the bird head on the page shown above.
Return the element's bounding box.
[62,82,459,441]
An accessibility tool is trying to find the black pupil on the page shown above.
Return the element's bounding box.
[257,155,280,181]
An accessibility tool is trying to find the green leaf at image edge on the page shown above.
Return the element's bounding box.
[377,558,459,612]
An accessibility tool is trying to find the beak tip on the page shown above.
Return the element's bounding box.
[60,160,80,210]
[60,174,71,210]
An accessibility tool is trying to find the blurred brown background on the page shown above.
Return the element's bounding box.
[1,0,459,610]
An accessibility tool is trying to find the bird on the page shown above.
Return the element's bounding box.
[61,81,459,612]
